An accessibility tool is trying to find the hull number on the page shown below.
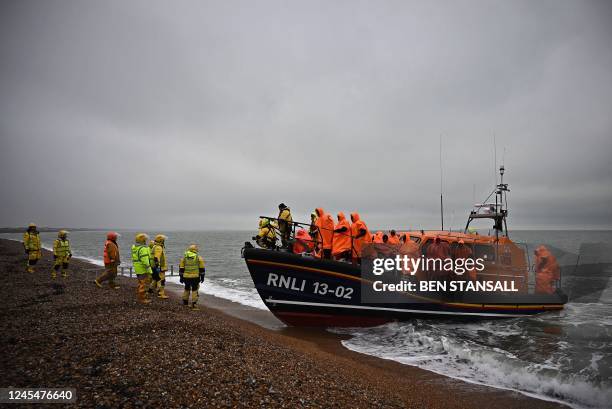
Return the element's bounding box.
[266,273,353,299]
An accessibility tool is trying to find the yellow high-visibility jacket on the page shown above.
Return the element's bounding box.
[180,250,205,279]
[23,232,42,260]
[53,239,71,262]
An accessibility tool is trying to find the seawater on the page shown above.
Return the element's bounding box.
[2,229,611,408]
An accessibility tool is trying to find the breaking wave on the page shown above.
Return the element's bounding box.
[336,315,612,409]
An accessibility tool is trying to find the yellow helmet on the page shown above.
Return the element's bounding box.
[58,230,68,238]
[135,233,149,244]
[188,244,199,252]
[28,223,37,229]
[154,234,167,244]
[259,218,269,228]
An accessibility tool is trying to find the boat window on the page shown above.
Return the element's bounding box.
[474,244,496,262]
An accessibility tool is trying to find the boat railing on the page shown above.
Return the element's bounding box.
[258,215,358,255]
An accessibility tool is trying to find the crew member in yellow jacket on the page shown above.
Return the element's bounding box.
[23,223,42,273]
[52,230,72,279]
[132,233,153,304]
[179,244,205,310]
[149,234,169,299]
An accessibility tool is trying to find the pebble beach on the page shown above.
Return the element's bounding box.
[0,239,567,408]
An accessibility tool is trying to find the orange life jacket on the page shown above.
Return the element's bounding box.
[397,240,420,278]
[387,234,400,245]
[104,240,118,264]
[315,208,334,250]
[535,246,559,294]
[373,231,384,243]
[350,212,371,258]
[332,212,352,256]
[293,229,313,254]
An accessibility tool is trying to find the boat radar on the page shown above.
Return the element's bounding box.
[464,165,510,240]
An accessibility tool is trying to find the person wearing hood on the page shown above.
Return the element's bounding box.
[535,245,560,294]
[387,230,400,245]
[350,213,371,263]
[399,234,421,278]
[293,229,314,254]
[314,208,334,259]
[23,223,41,273]
[95,231,121,289]
[425,236,451,281]
[332,212,352,261]
[453,239,475,281]
[149,234,169,299]
[277,203,293,249]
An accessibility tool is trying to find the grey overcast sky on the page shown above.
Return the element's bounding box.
[1,0,611,230]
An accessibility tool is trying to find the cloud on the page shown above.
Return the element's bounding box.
[1,0,611,230]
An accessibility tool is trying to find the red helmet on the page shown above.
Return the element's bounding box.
[107,231,119,241]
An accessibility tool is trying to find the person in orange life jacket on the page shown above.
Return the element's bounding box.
[350,213,371,264]
[332,212,352,261]
[425,236,451,281]
[314,208,334,259]
[399,234,421,278]
[387,230,400,245]
[293,229,314,254]
[453,239,475,281]
[535,245,560,295]
[95,232,121,289]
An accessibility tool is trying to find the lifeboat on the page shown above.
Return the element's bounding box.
[242,167,568,327]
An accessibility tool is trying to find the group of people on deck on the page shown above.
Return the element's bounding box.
[255,204,473,269]
[255,204,380,263]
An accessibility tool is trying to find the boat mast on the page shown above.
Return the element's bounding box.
[464,165,510,240]
[439,134,444,231]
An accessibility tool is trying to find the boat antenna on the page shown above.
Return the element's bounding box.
[493,133,497,186]
[439,133,444,231]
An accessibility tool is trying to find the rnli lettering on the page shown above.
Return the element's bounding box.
[265,273,354,299]
[266,273,306,292]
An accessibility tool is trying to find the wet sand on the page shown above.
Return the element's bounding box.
[0,238,567,408]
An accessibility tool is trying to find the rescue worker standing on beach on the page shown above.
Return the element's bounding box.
[179,244,205,310]
[132,233,153,304]
[95,232,121,289]
[23,223,41,273]
[277,203,293,249]
[52,230,72,279]
[149,235,169,299]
